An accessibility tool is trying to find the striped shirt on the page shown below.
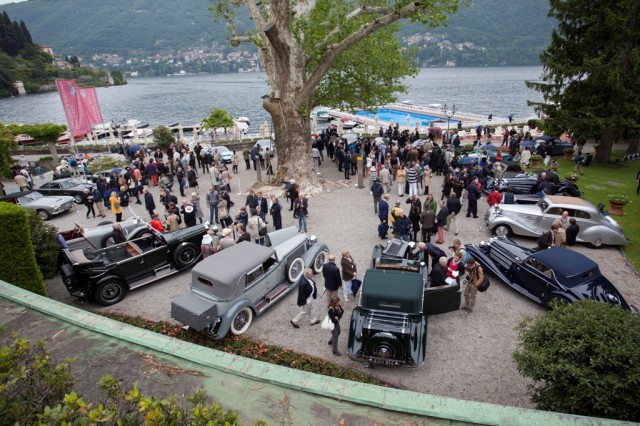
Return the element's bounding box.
[406,167,419,183]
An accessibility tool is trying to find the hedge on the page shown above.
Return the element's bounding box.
[0,203,46,296]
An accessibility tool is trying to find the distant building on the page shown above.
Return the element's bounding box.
[40,45,54,57]
[13,81,26,95]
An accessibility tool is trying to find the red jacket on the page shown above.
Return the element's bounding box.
[487,190,502,206]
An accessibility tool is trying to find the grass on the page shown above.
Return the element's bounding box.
[550,151,639,270]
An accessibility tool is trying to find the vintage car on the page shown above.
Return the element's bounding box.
[465,237,636,310]
[0,190,74,220]
[57,216,154,251]
[37,177,96,203]
[59,223,208,306]
[533,135,574,156]
[485,195,628,248]
[484,172,582,197]
[171,227,328,339]
[347,239,461,367]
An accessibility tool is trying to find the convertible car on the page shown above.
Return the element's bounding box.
[465,237,635,310]
[0,190,74,220]
[59,223,208,305]
[57,216,152,251]
[347,239,461,367]
[171,227,328,339]
[484,172,582,197]
[486,195,628,248]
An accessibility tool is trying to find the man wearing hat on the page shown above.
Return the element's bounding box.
[219,228,236,249]
[462,257,484,314]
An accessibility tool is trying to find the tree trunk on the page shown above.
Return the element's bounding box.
[47,142,59,164]
[596,127,615,163]
[264,98,318,193]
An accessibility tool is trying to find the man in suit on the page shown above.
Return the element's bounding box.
[378,194,390,239]
[291,268,320,328]
[466,177,481,218]
[322,255,342,307]
[293,193,309,233]
[256,191,268,221]
[446,192,462,236]
[143,188,156,218]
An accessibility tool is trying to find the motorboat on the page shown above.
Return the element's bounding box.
[235,117,250,134]
[310,107,332,121]
[330,117,358,129]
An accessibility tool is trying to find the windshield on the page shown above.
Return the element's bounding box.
[215,146,230,154]
[61,179,83,188]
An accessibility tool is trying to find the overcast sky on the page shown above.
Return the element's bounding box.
[0,0,27,5]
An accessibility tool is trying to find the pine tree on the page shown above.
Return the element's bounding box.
[527,0,640,162]
[19,21,32,44]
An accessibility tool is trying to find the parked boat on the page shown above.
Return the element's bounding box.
[311,107,332,121]
[330,117,358,129]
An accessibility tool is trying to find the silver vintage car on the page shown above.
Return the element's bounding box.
[171,227,328,339]
[486,195,628,248]
[0,190,74,220]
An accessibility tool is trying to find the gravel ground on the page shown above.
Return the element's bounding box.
[17,153,639,409]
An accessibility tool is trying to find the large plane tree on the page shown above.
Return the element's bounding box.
[212,0,460,190]
[527,0,640,162]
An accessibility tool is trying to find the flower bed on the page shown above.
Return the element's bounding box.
[102,312,392,386]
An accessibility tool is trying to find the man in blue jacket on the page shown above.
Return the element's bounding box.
[371,178,384,214]
[378,194,389,239]
[291,268,320,328]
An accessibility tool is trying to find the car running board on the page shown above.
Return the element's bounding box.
[507,280,543,304]
[129,264,176,290]
[255,283,290,313]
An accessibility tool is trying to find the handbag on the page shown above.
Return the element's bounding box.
[478,276,490,292]
[259,225,268,236]
[321,315,334,331]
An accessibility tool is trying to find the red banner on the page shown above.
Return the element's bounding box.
[56,79,104,136]
[79,86,104,126]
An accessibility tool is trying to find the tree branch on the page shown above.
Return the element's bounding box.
[302,1,422,100]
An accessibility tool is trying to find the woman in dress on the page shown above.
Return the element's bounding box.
[327,296,344,357]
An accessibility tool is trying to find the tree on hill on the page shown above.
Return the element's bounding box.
[212,0,459,191]
[527,0,640,162]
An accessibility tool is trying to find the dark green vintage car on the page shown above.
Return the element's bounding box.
[59,224,208,306]
[347,239,461,367]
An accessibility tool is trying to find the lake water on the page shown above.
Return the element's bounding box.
[0,66,543,129]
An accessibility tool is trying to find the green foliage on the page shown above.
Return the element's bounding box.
[25,209,60,279]
[20,123,67,143]
[0,334,74,424]
[0,202,46,296]
[86,153,128,174]
[0,122,18,176]
[202,108,234,130]
[514,300,640,421]
[151,125,175,150]
[527,0,640,161]
[608,193,631,204]
[110,69,125,85]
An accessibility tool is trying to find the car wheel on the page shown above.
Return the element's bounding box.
[73,194,83,204]
[230,307,253,335]
[546,294,572,309]
[37,209,50,221]
[365,332,405,361]
[97,220,113,226]
[173,242,199,269]
[286,257,305,283]
[94,279,127,306]
[588,237,604,249]
[492,224,512,237]
[312,251,328,274]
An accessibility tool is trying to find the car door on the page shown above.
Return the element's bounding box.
[423,283,461,315]
[40,182,59,196]
[511,258,550,298]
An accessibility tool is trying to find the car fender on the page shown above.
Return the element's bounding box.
[543,290,578,306]
[93,274,127,291]
[579,225,627,246]
[217,299,255,340]
[302,242,329,268]
[127,225,155,240]
[488,217,538,238]
[465,244,514,286]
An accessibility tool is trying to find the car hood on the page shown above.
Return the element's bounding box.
[25,195,75,208]
[492,204,541,216]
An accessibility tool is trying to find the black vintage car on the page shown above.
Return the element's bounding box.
[484,172,582,197]
[347,240,460,367]
[465,237,636,310]
[59,224,208,306]
[37,178,96,204]
[533,135,574,156]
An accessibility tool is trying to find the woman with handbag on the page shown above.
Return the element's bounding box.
[327,296,344,356]
[462,257,484,314]
[248,208,266,245]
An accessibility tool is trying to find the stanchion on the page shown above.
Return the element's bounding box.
[237,179,243,196]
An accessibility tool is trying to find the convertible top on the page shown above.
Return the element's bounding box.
[530,248,599,280]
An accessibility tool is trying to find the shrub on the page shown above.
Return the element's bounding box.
[38,156,53,162]
[530,154,543,162]
[0,203,46,296]
[25,209,60,279]
[527,118,544,128]
[86,154,128,174]
[152,125,175,150]
[513,300,640,421]
[0,333,74,424]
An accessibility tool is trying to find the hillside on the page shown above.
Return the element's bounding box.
[2,0,553,71]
